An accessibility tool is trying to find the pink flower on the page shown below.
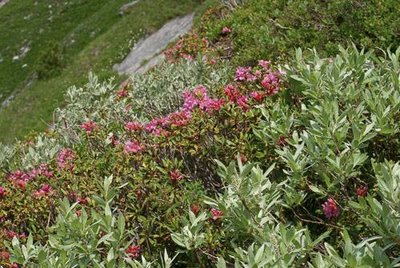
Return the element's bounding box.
[261,73,280,96]
[258,60,270,70]
[235,66,256,82]
[0,251,10,260]
[33,184,54,198]
[222,27,232,34]
[124,121,143,132]
[168,111,191,127]
[14,179,26,190]
[126,245,141,259]
[356,186,368,197]
[77,196,90,205]
[57,148,75,170]
[224,84,240,101]
[117,89,129,98]
[81,120,97,134]
[322,197,340,219]
[75,210,82,217]
[209,58,217,65]
[8,170,30,181]
[277,136,287,147]
[210,208,223,221]
[36,164,54,178]
[191,204,200,215]
[0,187,6,199]
[250,91,266,102]
[236,95,249,111]
[124,140,143,154]
[182,90,198,112]
[169,169,183,183]
[4,230,17,239]
[240,154,247,163]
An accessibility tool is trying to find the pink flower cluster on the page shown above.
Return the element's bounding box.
[234,60,282,96]
[235,66,257,82]
[57,148,75,170]
[138,86,223,139]
[169,169,183,183]
[5,164,54,192]
[222,26,232,34]
[322,197,340,219]
[210,208,224,221]
[3,230,26,240]
[81,120,97,134]
[33,184,54,198]
[0,187,6,199]
[124,140,144,154]
[356,186,368,197]
[124,121,143,132]
[182,85,225,114]
[126,244,141,259]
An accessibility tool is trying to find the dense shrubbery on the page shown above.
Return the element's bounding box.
[1,0,400,267]
[2,46,400,267]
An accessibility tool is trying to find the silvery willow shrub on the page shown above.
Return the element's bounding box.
[53,58,230,137]
[172,159,400,267]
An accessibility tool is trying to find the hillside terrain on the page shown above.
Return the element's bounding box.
[1,0,400,267]
[0,0,207,143]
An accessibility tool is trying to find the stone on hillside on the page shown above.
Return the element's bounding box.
[114,13,194,75]
[119,0,140,16]
[0,0,9,8]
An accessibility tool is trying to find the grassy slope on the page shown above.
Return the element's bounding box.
[0,0,128,101]
[0,0,203,143]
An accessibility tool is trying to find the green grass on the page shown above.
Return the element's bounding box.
[0,0,205,143]
[0,0,129,101]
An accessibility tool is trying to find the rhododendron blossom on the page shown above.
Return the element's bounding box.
[210,208,224,221]
[235,66,256,82]
[14,179,26,190]
[77,196,90,205]
[356,186,368,197]
[3,230,25,240]
[222,26,232,34]
[261,73,280,96]
[0,187,6,198]
[0,251,10,260]
[224,84,240,101]
[116,88,129,98]
[126,244,141,258]
[81,120,97,134]
[124,121,143,132]
[169,169,183,183]
[258,60,270,69]
[124,140,143,154]
[8,170,30,182]
[250,91,266,102]
[33,184,54,198]
[236,95,250,110]
[322,197,340,219]
[191,203,200,215]
[57,148,75,170]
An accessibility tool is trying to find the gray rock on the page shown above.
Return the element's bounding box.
[0,0,9,8]
[119,0,139,16]
[114,13,194,75]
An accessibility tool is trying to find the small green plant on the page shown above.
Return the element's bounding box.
[36,42,65,80]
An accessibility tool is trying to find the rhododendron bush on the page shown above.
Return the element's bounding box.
[1,41,400,266]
